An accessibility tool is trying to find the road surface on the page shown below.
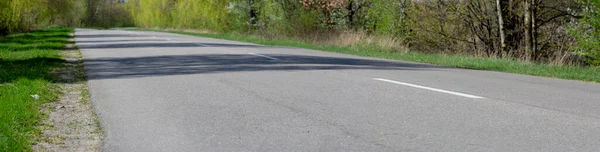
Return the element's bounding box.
[75,29,600,151]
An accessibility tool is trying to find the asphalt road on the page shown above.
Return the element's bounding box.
[75,29,600,151]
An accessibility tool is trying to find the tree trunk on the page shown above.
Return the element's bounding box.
[496,0,506,54]
[91,3,100,25]
[524,0,532,60]
[530,0,537,60]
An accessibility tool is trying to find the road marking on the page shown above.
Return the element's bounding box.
[248,53,279,60]
[373,78,484,99]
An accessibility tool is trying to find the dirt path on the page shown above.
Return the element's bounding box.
[33,34,103,151]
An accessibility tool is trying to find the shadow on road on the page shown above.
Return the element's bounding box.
[75,39,171,43]
[84,54,443,80]
[77,42,268,49]
[75,34,148,39]
[77,31,445,80]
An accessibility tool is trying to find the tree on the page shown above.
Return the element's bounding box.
[496,0,506,52]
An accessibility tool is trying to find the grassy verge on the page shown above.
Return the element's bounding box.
[0,27,72,151]
[138,28,599,82]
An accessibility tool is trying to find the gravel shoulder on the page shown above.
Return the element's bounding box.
[33,35,103,151]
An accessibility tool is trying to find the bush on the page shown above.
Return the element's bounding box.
[573,0,600,66]
[0,0,86,35]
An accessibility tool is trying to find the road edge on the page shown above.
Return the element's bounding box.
[33,33,103,151]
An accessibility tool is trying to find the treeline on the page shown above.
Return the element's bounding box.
[3,0,598,66]
[128,0,407,37]
[0,0,85,35]
[408,0,600,65]
[0,0,132,35]
[85,0,133,28]
[127,0,599,66]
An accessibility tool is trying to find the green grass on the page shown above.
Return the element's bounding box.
[0,27,72,151]
[139,28,599,82]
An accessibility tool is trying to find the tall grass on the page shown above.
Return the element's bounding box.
[0,27,71,151]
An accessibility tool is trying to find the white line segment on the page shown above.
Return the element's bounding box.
[373,78,484,99]
[248,53,279,60]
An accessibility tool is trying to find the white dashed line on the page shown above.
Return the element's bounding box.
[373,78,484,99]
[248,53,279,60]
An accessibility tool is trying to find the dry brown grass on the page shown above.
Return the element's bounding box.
[266,30,408,52]
[152,27,409,53]
[158,28,218,34]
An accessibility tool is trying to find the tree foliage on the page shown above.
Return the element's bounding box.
[126,0,407,35]
[573,0,600,66]
[0,0,87,35]
[85,0,133,28]
[0,0,134,35]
